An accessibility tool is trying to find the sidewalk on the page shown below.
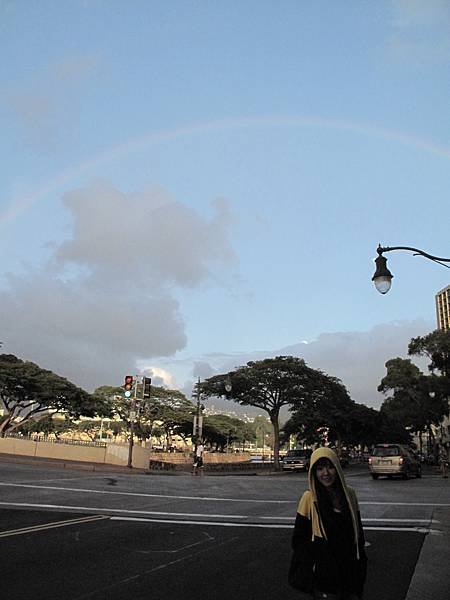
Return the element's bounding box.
[405,501,450,600]
[0,452,149,474]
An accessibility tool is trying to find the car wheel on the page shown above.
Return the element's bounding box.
[371,474,379,480]
[402,470,410,480]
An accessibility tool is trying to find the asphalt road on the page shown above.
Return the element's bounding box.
[0,461,447,600]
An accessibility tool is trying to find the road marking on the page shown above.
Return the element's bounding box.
[111,516,294,528]
[71,534,238,600]
[2,482,450,507]
[0,501,439,532]
[0,514,109,538]
[364,526,442,534]
[360,501,450,507]
[0,482,291,503]
[261,516,440,524]
[0,501,245,519]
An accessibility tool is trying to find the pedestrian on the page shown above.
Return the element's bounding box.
[438,444,449,479]
[192,439,205,476]
[289,447,367,599]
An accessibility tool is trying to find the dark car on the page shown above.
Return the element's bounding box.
[368,443,422,480]
[282,449,312,472]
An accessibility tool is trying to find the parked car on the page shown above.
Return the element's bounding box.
[368,443,422,480]
[282,449,312,472]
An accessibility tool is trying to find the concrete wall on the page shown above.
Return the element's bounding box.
[0,437,250,469]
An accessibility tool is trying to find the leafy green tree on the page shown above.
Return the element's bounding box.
[16,414,75,439]
[200,414,251,452]
[95,384,195,448]
[283,375,355,451]
[0,354,111,437]
[408,329,450,375]
[378,358,448,452]
[201,356,328,469]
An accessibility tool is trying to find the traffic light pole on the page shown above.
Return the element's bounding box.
[127,377,137,468]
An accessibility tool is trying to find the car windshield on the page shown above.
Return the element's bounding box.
[373,446,401,457]
[286,450,309,457]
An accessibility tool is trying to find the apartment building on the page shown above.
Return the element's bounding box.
[436,284,450,331]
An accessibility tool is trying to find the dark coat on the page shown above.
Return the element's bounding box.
[288,448,367,598]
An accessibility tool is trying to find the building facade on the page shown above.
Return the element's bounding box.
[436,284,450,331]
[434,284,450,449]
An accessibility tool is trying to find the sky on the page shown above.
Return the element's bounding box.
[1,1,449,413]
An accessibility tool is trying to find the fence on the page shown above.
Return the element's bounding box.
[5,433,107,448]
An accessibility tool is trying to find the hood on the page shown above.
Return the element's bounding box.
[308,447,347,500]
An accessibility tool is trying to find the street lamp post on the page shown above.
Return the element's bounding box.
[372,244,450,294]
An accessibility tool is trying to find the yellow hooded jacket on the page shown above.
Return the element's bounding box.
[298,447,361,558]
[289,447,367,596]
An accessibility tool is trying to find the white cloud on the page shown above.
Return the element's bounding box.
[4,53,100,149]
[155,319,434,412]
[0,182,237,391]
[387,0,450,66]
[55,181,236,289]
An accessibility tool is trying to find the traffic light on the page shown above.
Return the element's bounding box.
[124,375,134,398]
[143,377,152,398]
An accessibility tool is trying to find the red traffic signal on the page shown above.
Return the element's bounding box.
[124,375,133,392]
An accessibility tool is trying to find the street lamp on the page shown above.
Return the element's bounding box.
[224,375,232,393]
[372,244,450,294]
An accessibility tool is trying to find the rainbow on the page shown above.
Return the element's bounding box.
[2,115,450,228]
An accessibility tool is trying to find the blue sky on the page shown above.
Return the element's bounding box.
[1,1,449,410]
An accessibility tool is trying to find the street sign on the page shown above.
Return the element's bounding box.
[129,411,136,420]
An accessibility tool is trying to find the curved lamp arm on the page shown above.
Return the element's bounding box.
[373,244,450,294]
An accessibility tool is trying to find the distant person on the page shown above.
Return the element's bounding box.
[438,445,449,479]
[192,440,204,476]
[289,447,367,600]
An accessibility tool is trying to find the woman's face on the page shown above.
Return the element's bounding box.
[315,460,337,488]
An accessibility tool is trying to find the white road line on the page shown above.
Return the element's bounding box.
[364,526,442,534]
[260,516,440,523]
[0,514,109,538]
[360,501,450,507]
[110,516,294,528]
[0,501,440,533]
[110,516,439,532]
[0,482,290,503]
[0,501,244,519]
[2,482,450,507]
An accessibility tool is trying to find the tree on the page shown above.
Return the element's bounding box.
[378,358,448,452]
[282,375,355,451]
[0,354,111,437]
[16,414,75,439]
[201,356,328,469]
[200,414,251,452]
[95,384,195,448]
[408,329,450,375]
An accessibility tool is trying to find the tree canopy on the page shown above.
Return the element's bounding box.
[201,356,333,468]
[408,329,450,376]
[378,357,448,451]
[0,354,110,437]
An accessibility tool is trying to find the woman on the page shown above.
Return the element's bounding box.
[289,447,367,600]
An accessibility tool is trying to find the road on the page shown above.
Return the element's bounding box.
[0,461,448,600]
